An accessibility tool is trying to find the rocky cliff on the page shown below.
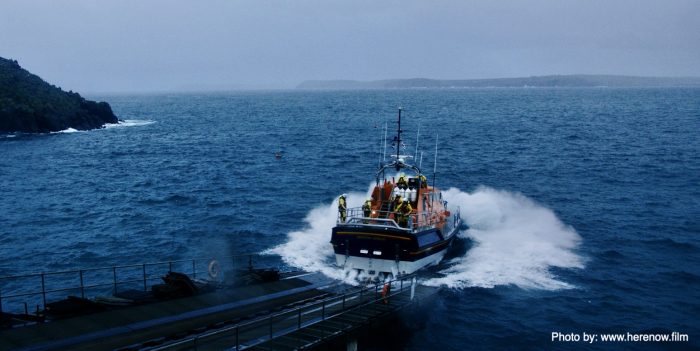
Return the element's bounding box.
[0,57,119,133]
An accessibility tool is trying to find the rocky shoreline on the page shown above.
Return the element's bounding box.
[0,57,119,134]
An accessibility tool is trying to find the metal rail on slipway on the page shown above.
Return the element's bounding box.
[149,273,420,351]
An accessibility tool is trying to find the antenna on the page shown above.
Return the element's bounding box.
[419,151,424,169]
[396,108,402,162]
[382,122,388,162]
[433,134,438,188]
[414,124,420,161]
[378,122,383,169]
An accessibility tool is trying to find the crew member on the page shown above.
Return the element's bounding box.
[362,199,372,218]
[397,174,408,190]
[338,194,347,223]
[392,194,402,212]
[419,174,428,188]
[395,199,413,227]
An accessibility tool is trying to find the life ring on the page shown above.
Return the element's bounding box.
[208,259,220,280]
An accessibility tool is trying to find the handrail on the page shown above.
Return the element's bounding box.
[339,206,458,232]
[0,253,270,314]
[151,273,418,351]
[0,253,258,280]
[343,217,405,230]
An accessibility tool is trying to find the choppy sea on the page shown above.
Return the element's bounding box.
[1,88,699,350]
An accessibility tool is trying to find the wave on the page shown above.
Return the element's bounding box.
[51,127,81,134]
[104,119,156,129]
[28,120,155,135]
[423,187,584,290]
[640,238,698,252]
[264,189,372,284]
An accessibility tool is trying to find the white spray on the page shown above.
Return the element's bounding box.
[267,185,583,290]
[424,186,584,290]
[265,189,372,284]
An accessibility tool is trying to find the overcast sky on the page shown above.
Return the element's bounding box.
[1,0,698,92]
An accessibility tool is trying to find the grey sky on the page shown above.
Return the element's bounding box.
[1,0,698,92]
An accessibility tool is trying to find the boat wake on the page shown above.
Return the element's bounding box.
[267,185,583,290]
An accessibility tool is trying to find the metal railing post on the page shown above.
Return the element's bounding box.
[142,264,147,291]
[298,306,302,329]
[79,270,85,298]
[269,314,273,339]
[112,266,118,294]
[40,273,46,309]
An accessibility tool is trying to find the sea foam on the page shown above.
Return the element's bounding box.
[104,119,155,129]
[423,187,584,290]
[265,190,370,284]
[52,127,81,134]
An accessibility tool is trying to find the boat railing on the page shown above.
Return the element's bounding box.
[0,253,271,315]
[338,207,457,232]
[342,217,405,230]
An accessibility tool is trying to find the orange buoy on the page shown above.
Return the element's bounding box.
[381,283,391,304]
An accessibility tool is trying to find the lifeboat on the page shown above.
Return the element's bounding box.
[330,109,462,279]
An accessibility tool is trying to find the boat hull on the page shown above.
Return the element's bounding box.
[330,218,460,278]
[334,249,447,278]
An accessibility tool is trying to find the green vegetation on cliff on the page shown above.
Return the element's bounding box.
[0,57,118,133]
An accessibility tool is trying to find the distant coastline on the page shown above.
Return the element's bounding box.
[297,75,700,89]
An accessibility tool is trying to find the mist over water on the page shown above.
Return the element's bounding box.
[267,184,583,291]
[424,187,584,290]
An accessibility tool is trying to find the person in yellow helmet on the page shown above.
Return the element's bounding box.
[392,194,402,212]
[362,198,372,223]
[397,174,408,190]
[362,199,372,218]
[419,174,428,188]
[395,199,413,227]
[338,194,347,223]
